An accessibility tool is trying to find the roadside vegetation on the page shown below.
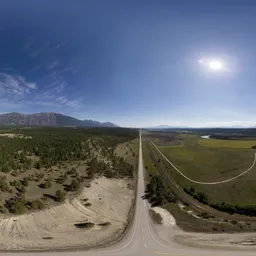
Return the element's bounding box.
[0,127,138,215]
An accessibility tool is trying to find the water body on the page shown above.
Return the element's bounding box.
[201,135,210,139]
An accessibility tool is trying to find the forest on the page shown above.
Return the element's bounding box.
[0,127,138,214]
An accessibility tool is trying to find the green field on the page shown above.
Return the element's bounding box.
[142,142,159,177]
[199,138,256,148]
[151,134,256,206]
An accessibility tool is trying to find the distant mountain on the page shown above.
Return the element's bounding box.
[0,112,118,128]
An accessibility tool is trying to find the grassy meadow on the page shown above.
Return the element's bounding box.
[151,133,256,206]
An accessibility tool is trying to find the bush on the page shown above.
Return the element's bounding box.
[149,209,162,224]
[0,205,7,213]
[17,185,26,194]
[231,220,237,225]
[199,212,211,219]
[34,161,41,169]
[57,173,67,184]
[5,198,27,214]
[22,177,29,187]
[70,179,80,191]
[67,167,76,175]
[40,180,52,189]
[0,176,11,192]
[55,189,66,202]
[29,200,44,210]
[145,176,176,207]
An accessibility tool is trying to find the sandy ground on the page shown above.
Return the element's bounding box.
[0,133,32,139]
[151,207,176,226]
[0,177,134,251]
[152,206,256,250]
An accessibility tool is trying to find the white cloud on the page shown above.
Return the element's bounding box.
[56,96,68,104]
[35,97,82,108]
[0,72,81,110]
[64,65,79,74]
[65,99,82,108]
[27,82,37,89]
[204,120,256,128]
[56,96,82,108]
[0,73,37,98]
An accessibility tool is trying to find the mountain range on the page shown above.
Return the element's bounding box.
[0,112,117,128]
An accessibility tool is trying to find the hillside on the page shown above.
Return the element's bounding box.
[0,112,117,127]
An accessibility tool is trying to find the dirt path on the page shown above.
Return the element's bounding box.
[0,177,134,251]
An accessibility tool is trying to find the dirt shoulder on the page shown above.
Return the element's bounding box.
[0,177,134,251]
[151,206,256,250]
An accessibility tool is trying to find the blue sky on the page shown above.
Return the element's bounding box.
[1,0,256,127]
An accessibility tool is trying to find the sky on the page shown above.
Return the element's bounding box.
[1,0,256,127]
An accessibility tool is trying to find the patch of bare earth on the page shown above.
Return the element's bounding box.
[151,206,256,250]
[0,133,32,139]
[0,177,134,251]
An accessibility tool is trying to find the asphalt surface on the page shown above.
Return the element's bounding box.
[2,131,256,256]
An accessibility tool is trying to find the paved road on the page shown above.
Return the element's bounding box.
[2,131,256,256]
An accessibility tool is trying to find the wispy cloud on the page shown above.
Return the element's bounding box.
[47,61,59,70]
[56,96,82,108]
[204,120,256,128]
[0,73,37,98]
[34,70,82,109]
[35,97,82,108]
[64,65,79,74]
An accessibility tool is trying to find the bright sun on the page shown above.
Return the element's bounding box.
[208,60,223,70]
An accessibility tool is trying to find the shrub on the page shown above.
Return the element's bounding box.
[67,167,76,175]
[55,190,66,202]
[5,198,27,214]
[0,205,7,213]
[231,220,237,225]
[34,161,41,169]
[70,179,80,191]
[40,180,52,189]
[17,185,26,194]
[0,176,10,192]
[199,212,211,219]
[149,209,162,224]
[29,200,44,210]
[22,177,29,187]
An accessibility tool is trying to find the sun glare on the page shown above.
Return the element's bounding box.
[198,58,227,72]
[208,60,223,70]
